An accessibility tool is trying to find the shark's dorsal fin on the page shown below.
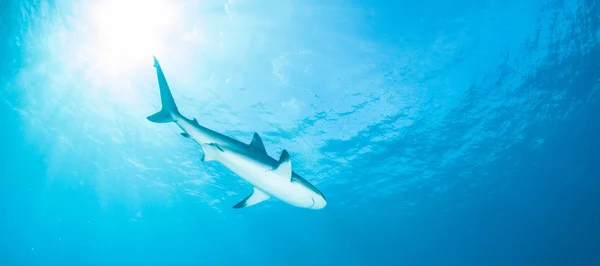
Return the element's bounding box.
[249,133,267,154]
[272,150,292,181]
[233,187,270,209]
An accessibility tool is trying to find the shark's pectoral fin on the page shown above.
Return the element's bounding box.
[233,187,270,209]
[181,133,190,138]
[272,150,292,181]
[249,133,268,154]
[201,143,223,162]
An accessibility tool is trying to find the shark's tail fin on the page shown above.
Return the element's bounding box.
[147,56,181,123]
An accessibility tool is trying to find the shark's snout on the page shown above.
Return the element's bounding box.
[311,194,327,209]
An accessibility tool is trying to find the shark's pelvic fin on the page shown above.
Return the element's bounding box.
[233,187,270,209]
[249,133,267,154]
[272,150,292,181]
[181,133,190,138]
[147,56,181,123]
[201,143,223,162]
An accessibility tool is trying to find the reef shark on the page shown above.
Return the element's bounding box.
[146,56,327,210]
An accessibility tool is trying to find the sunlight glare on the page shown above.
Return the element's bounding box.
[89,0,178,72]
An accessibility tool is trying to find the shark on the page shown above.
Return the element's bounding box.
[146,56,327,210]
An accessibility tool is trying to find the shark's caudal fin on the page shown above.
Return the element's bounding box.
[147,56,181,123]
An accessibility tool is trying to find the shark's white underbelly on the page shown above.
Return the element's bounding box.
[215,152,315,208]
[178,121,317,208]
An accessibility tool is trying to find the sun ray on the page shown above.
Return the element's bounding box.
[86,0,179,73]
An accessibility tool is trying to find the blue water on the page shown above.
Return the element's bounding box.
[1,0,599,265]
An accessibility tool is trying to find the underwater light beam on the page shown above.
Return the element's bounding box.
[88,0,178,72]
